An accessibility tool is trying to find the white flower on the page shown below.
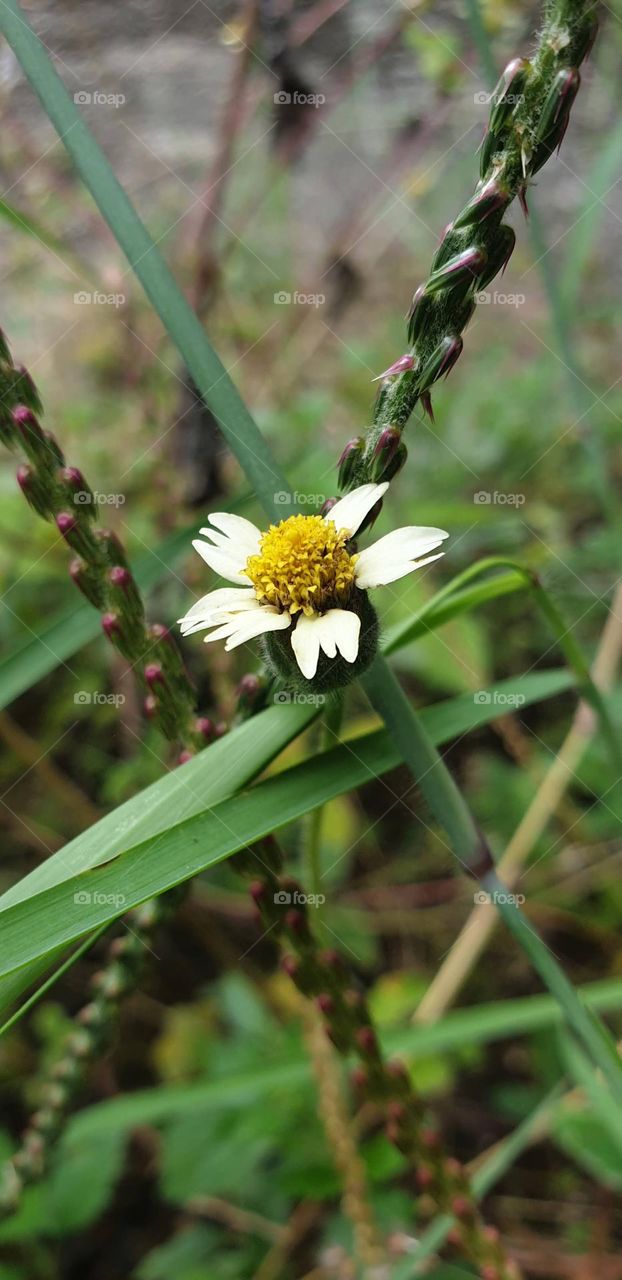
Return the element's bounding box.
[178,484,448,681]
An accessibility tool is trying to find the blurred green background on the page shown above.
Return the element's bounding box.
[1,0,622,1275]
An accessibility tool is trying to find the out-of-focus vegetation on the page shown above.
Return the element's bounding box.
[1,0,622,1275]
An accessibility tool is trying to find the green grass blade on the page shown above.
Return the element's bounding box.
[0,670,575,993]
[484,869,622,1106]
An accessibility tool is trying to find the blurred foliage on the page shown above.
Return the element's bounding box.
[1,0,622,1274]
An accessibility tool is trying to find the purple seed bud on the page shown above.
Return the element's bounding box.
[56,511,77,537]
[12,405,43,439]
[177,750,193,765]
[144,694,158,718]
[16,464,32,493]
[356,1026,377,1055]
[60,466,84,487]
[101,611,119,638]
[320,497,338,518]
[249,880,266,904]
[144,662,164,687]
[109,565,132,589]
[316,993,334,1014]
[281,954,299,978]
[195,716,214,741]
[337,436,362,490]
[150,622,172,643]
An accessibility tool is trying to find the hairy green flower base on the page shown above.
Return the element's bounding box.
[261,591,379,695]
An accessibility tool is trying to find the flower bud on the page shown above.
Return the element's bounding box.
[416,335,463,393]
[530,68,580,174]
[56,510,99,558]
[478,127,501,179]
[236,673,265,716]
[16,464,54,518]
[476,224,515,289]
[426,247,487,296]
[69,556,106,608]
[370,426,401,481]
[12,405,45,461]
[59,466,96,517]
[337,437,362,490]
[94,528,129,567]
[144,662,165,687]
[487,57,530,135]
[453,176,511,230]
[406,284,434,345]
[195,716,215,742]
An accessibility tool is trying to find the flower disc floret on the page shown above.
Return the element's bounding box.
[244,514,356,616]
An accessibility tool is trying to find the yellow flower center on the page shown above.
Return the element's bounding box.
[245,514,356,616]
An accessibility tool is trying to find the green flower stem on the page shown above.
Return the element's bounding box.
[0,336,201,753]
[342,0,598,488]
[305,696,344,909]
[465,0,616,526]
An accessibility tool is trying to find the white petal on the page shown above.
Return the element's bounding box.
[325,482,389,538]
[357,549,445,589]
[321,608,361,663]
[291,609,361,679]
[204,511,262,554]
[179,587,256,623]
[192,538,250,585]
[204,608,291,649]
[291,614,322,680]
[355,525,448,589]
[179,597,262,637]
